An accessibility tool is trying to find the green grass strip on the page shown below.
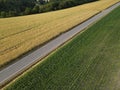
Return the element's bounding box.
[5,6,120,90]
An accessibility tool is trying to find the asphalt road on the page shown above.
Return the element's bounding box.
[0,2,120,87]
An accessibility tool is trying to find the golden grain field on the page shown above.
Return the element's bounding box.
[0,0,119,66]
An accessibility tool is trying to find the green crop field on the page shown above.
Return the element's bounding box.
[4,5,120,90]
[0,0,119,67]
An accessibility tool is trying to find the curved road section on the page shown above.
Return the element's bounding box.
[0,2,120,87]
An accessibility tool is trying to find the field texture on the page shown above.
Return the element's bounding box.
[4,5,120,90]
[0,0,119,66]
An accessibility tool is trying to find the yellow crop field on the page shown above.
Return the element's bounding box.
[0,0,119,66]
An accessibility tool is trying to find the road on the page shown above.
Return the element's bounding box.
[0,2,120,88]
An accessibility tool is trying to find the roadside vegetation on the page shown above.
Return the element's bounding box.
[0,0,119,67]
[4,5,120,90]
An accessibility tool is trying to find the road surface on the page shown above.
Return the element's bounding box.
[0,2,120,88]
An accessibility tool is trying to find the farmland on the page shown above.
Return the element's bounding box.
[4,5,120,90]
[0,0,119,66]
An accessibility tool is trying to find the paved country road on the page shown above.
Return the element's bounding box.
[0,2,120,88]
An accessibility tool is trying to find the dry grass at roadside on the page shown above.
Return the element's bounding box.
[0,0,119,66]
